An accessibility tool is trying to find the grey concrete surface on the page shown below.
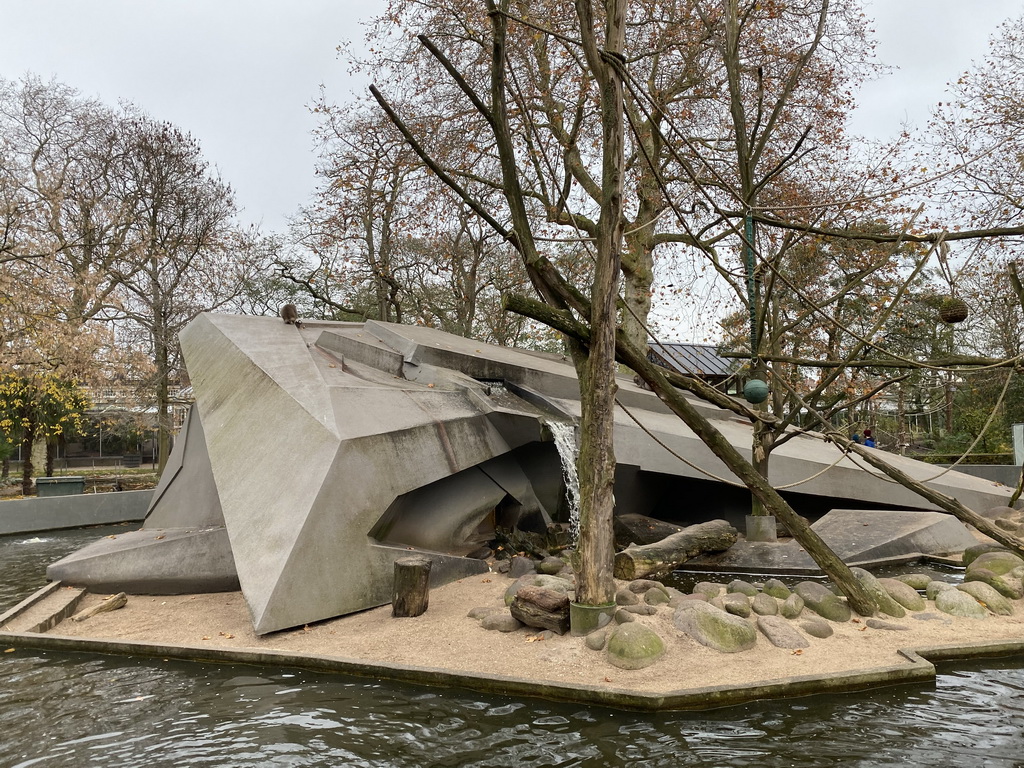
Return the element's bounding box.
[0,490,151,535]
[48,314,1015,635]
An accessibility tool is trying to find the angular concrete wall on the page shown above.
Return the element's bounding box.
[0,490,151,536]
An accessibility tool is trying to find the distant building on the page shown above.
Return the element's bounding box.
[648,342,742,395]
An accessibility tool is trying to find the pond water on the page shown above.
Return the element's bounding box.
[2,528,1023,767]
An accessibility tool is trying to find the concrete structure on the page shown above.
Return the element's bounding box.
[0,489,151,536]
[47,315,1013,635]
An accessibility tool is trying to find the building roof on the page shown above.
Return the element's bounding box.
[649,342,738,379]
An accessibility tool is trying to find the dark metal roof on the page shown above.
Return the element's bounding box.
[649,342,737,379]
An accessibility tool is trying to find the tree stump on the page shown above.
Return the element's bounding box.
[509,585,570,635]
[392,556,432,617]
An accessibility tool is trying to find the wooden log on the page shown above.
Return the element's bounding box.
[509,585,570,635]
[614,520,738,580]
[392,556,432,617]
[71,592,127,622]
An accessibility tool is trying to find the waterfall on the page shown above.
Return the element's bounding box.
[547,421,580,546]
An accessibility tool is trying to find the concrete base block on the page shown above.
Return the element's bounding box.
[746,515,778,543]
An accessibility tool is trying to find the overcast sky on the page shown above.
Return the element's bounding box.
[1,0,1021,233]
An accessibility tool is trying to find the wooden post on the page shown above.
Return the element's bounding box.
[392,556,432,617]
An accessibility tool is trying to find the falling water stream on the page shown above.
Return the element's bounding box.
[547,421,581,546]
[2,528,1024,766]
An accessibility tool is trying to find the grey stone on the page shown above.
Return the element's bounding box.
[674,601,757,653]
[628,579,664,593]
[480,613,523,632]
[585,629,608,650]
[795,581,851,622]
[780,593,805,619]
[957,581,1015,615]
[606,623,666,670]
[669,593,708,608]
[893,573,932,591]
[935,589,988,619]
[645,588,671,606]
[983,505,1018,520]
[850,568,906,618]
[866,618,910,631]
[692,582,723,600]
[995,517,1020,531]
[878,577,926,612]
[721,593,752,618]
[800,617,834,638]
[508,556,537,579]
[762,578,792,599]
[757,615,809,648]
[495,560,511,574]
[614,608,636,624]
[911,612,951,623]
[963,543,1010,568]
[536,556,566,575]
[615,587,640,606]
[926,580,956,601]
[727,579,758,597]
[751,593,779,616]
[467,605,501,619]
[969,551,1024,576]
[504,574,574,606]
[964,568,1024,600]
[623,604,658,616]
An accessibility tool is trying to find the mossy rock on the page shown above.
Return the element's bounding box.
[762,578,792,600]
[893,573,931,591]
[964,568,1024,600]
[780,593,805,619]
[957,582,1014,616]
[606,623,666,670]
[751,593,779,616]
[968,551,1024,577]
[850,568,905,618]
[727,579,758,597]
[878,577,926,612]
[795,581,851,622]
[673,601,757,653]
[504,574,573,606]
[935,589,988,619]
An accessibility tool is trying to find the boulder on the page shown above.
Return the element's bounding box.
[757,615,809,648]
[614,608,636,624]
[963,544,1011,568]
[957,581,1015,615]
[674,601,757,653]
[585,628,609,650]
[964,568,1024,600]
[504,574,574,606]
[615,587,640,606]
[751,593,779,616]
[850,568,906,618]
[969,551,1024,576]
[935,588,988,619]
[727,579,758,597]
[893,573,931,591]
[480,613,523,632]
[622,604,658,616]
[762,579,792,600]
[925,580,956,601]
[628,579,664,593]
[508,556,536,579]
[645,588,671,606]
[721,593,752,618]
[865,618,910,631]
[795,581,851,622]
[670,593,708,608]
[800,617,834,638]
[878,577,926,611]
[606,623,666,670]
[780,593,805,619]
[537,556,567,575]
[692,581,723,600]
[467,605,501,619]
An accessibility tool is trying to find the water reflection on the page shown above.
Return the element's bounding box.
[2,529,1024,767]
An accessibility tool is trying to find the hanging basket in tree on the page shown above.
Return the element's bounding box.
[938,296,969,324]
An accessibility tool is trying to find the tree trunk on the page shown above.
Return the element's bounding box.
[392,556,432,617]
[45,439,55,478]
[614,520,739,579]
[20,427,35,496]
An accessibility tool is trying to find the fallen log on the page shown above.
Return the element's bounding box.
[613,520,738,580]
[71,592,127,622]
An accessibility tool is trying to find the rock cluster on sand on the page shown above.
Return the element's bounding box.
[467,547,1023,670]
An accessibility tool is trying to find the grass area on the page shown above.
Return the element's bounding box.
[1,466,160,498]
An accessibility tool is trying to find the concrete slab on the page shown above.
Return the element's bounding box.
[0,489,151,535]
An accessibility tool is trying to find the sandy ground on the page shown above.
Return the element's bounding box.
[43,571,1024,695]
